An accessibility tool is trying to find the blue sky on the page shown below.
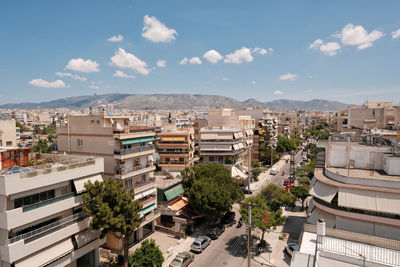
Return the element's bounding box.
[1,0,400,105]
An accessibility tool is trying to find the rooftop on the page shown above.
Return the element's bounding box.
[155,175,183,189]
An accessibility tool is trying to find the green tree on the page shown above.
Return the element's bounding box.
[15,121,30,132]
[33,139,51,153]
[239,195,285,241]
[252,167,262,180]
[251,161,261,168]
[291,185,309,210]
[181,164,244,217]
[129,239,164,267]
[83,178,142,267]
[260,184,295,212]
[276,135,297,153]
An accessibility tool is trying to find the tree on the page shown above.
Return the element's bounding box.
[260,184,295,212]
[276,135,297,153]
[83,178,142,267]
[252,167,262,180]
[181,164,244,217]
[129,239,164,267]
[16,121,30,132]
[291,185,309,210]
[33,139,52,153]
[239,196,285,241]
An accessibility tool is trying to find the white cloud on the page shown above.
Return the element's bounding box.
[89,85,99,89]
[320,42,341,56]
[309,39,324,50]
[56,72,86,81]
[179,57,188,65]
[222,77,229,81]
[113,70,135,79]
[29,79,67,88]
[142,15,177,43]
[203,49,223,64]
[156,60,166,67]
[392,29,400,39]
[189,57,202,64]
[180,57,202,65]
[273,90,283,95]
[224,47,253,64]
[66,58,100,73]
[279,73,298,81]
[252,47,267,55]
[107,34,124,42]
[110,48,150,75]
[251,81,256,85]
[339,23,383,50]
[309,39,341,56]
[305,89,313,93]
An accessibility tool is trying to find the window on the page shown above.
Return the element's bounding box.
[142,174,146,182]
[96,120,100,124]
[6,141,12,146]
[91,120,94,123]
[124,179,133,189]
[14,189,56,208]
[77,139,83,147]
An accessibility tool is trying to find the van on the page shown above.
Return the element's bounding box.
[270,168,278,175]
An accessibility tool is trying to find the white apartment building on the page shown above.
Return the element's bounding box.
[0,115,16,148]
[57,114,159,251]
[0,154,105,267]
[308,137,400,240]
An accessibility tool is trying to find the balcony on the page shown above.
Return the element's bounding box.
[200,149,245,156]
[113,127,155,140]
[22,192,75,212]
[132,178,156,194]
[115,163,155,179]
[114,144,155,159]
[3,211,91,263]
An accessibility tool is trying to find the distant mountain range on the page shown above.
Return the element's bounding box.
[0,94,349,111]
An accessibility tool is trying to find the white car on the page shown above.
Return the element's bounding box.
[270,168,278,175]
[285,243,299,257]
[191,236,211,253]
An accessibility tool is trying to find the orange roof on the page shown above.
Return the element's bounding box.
[169,198,188,211]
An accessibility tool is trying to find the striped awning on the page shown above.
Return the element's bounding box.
[164,184,184,201]
[139,203,156,218]
[121,136,154,145]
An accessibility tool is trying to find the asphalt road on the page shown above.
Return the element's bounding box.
[190,150,305,267]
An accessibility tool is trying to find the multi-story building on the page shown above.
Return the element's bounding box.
[0,115,16,148]
[0,153,105,267]
[308,135,400,240]
[57,114,159,251]
[278,111,298,138]
[157,123,194,172]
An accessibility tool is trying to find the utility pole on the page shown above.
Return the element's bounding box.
[240,201,260,267]
[248,144,252,192]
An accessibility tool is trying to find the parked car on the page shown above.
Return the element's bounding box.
[222,211,235,224]
[285,243,299,257]
[169,252,194,267]
[240,187,253,195]
[270,168,278,175]
[191,236,211,253]
[208,223,225,239]
[283,178,290,186]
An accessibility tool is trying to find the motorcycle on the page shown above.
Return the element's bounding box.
[237,217,243,228]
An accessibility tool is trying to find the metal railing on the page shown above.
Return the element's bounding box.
[114,144,155,155]
[117,163,154,175]
[113,127,155,134]
[23,192,75,212]
[9,211,88,244]
[158,151,189,154]
[321,235,400,266]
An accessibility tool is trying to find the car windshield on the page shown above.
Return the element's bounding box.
[193,242,201,247]
[171,258,183,265]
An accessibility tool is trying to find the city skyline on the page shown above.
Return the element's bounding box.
[1,0,400,105]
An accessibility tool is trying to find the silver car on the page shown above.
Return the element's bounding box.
[169,252,194,267]
[190,236,211,253]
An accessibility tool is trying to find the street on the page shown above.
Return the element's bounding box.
[189,150,305,267]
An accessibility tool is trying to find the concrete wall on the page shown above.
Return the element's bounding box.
[0,120,16,147]
[383,155,400,175]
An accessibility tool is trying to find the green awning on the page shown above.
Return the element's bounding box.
[139,203,156,218]
[121,136,154,145]
[164,184,184,202]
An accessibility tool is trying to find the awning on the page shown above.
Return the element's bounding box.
[134,188,156,200]
[15,238,74,267]
[338,188,400,214]
[164,184,184,201]
[233,144,240,150]
[73,174,103,194]
[74,229,99,249]
[246,139,253,145]
[169,198,188,211]
[200,144,232,151]
[238,143,244,149]
[162,136,185,142]
[234,132,243,139]
[309,181,338,203]
[246,130,253,136]
[307,207,336,228]
[121,136,154,145]
[139,203,156,218]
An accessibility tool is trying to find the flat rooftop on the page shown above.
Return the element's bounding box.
[155,175,183,189]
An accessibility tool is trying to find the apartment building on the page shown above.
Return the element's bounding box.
[308,136,400,240]
[157,123,194,172]
[278,111,298,138]
[0,153,105,267]
[0,115,16,148]
[337,101,400,132]
[57,114,159,251]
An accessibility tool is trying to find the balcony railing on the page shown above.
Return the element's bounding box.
[9,211,88,244]
[113,127,155,134]
[158,151,189,154]
[133,177,156,189]
[117,163,154,175]
[114,144,155,156]
[22,192,75,212]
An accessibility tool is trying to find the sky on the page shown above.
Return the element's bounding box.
[1,0,400,105]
